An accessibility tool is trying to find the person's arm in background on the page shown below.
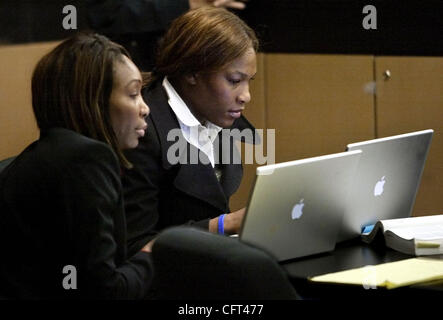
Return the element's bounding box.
[85,0,186,34]
[86,0,248,34]
[85,1,249,71]
[190,0,247,10]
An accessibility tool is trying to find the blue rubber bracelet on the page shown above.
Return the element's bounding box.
[218,214,226,235]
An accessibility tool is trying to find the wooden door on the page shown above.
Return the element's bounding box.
[375,56,443,216]
[230,53,375,210]
[266,54,375,162]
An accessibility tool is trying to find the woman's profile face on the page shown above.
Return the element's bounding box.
[188,47,257,128]
[109,55,150,149]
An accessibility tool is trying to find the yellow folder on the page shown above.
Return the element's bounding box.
[309,257,443,289]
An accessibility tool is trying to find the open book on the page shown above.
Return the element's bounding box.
[361,214,443,256]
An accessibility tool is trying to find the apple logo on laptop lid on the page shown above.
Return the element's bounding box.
[291,199,304,220]
[374,176,386,197]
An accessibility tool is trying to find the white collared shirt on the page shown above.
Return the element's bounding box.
[162,77,222,168]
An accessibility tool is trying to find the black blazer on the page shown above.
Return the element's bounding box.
[0,128,153,299]
[122,80,258,255]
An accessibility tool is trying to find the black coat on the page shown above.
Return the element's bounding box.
[122,80,258,256]
[0,128,153,299]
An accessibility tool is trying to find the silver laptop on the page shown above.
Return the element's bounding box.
[239,150,362,262]
[337,129,434,242]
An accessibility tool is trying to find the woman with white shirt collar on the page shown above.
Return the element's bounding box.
[122,6,259,256]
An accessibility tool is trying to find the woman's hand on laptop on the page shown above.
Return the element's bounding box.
[209,207,246,235]
[225,207,246,234]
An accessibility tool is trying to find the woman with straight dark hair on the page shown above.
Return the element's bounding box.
[0,33,153,299]
[122,7,259,255]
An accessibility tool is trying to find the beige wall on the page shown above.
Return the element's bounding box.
[0,41,59,159]
[375,57,443,216]
[265,54,375,161]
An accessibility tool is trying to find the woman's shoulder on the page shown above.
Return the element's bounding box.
[46,127,112,149]
[1,128,120,187]
[39,128,119,166]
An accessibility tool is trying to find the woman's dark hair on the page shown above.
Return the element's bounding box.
[31,32,132,167]
[146,6,258,83]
